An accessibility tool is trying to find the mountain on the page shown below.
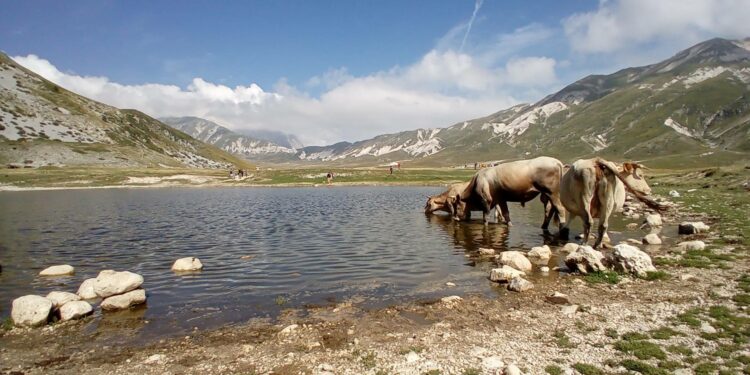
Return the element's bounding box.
[160,117,298,161]
[247,37,750,167]
[239,128,303,149]
[0,52,251,169]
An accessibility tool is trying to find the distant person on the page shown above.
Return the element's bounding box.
[474,162,477,170]
[326,172,333,184]
[389,166,393,175]
[397,162,401,170]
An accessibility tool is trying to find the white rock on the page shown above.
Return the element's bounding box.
[100,289,147,310]
[77,278,98,299]
[645,214,663,227]
[498,251,532,272]
[59,300,93,321]
[669,190,680,198]
[279,324,299,335]
[528,245,551,259]
[678,222,710,235]
[441,295,462,304]
[677,240,706,251]
[11,295,52,327]
[610,244,656,277]
[504,363,522,375]
[46,291,81,309]
[700,322,717,334]
[560,243,580,253]
[546,292,570,305]
[405,351,420,363]
[490,265,526,282]
[508,277,534,292]
[564,246,606,274]
[39,265,74,276]
[445,282,456,287]
[642,233,662,245]
[482,355,505,370]
[540,266,550,273]
[144,354,166,364]
[171,257,204,272]
[93,270,144,298]
[680,274,695,281]
[478,247,496,256]
[561,305,579,316]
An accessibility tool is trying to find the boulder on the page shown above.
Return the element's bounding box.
[561,305,579,316]
[481,356,505,371]
[46,291,81,309]
[645,214,663,228]
[546,292,570,305]
[560,243,580,253]
[527,245,551,260]
[100,289,147,311]
[540,266,550,273]
[59,300,93,321]
[93,270,144,298]
[39,265,74,276]
[508,277,534,292]
[11,295,52,327]
[677,240,706,251]
[669,190,680,198]
[171,257,204,272]
[564,246,606,274]
[504,363,522,375]
[498,251,532,272]
[678,222,710,235]
[609,244,656,277]
[490,265,526,282]
[642,233,662,245]
[77,278,98,299]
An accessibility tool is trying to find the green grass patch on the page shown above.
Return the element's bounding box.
[604,328,618,339]
[544,365,563,375]
[620,359,670,375]
[572,363,605,375]
[583,271,621,284]
[553,330,577,348]
[462,368,481,375]
[399,346,424,355]
[667,344,693,356]
[649,327,681,340]
[733,293,750,306]
[694,362,719,375]
[675,308,703,327]
[361,351,377,369]
[614,339,667,360]
[642,271,670,281]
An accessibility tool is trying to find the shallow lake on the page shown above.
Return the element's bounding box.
[0,186,649,343]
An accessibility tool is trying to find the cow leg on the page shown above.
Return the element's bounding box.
[481,198,492,226]
[593,189,615,249]
[540,195,552,231]
[499,201,512,227]
[548,193,567,232]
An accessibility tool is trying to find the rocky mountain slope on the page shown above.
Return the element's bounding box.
[0,53,250,169]
[245,37,750,167]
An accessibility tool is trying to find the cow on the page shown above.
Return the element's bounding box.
[449,156,567,230]
[425,182,469,214]
[559,158,663,248]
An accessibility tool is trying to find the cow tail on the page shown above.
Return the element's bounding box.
[595,159,666,212]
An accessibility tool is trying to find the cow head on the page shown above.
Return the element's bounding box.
[449,194,469,221]
[424,196,442,214]
[618,162,651,195]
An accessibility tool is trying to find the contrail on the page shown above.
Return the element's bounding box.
[460,0,484,52]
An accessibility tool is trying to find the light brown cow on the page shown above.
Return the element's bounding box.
[450,156,567,229]
[559,158,662,248]
[425,182,469,214]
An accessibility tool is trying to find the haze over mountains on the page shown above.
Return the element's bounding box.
[1,37,749,169]
[161,37,750,167]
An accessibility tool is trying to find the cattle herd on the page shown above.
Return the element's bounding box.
[425,156,665,249]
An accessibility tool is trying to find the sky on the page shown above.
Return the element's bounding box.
[2,0,750,146]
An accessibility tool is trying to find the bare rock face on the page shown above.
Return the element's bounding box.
[645,214,663,228]
[171,257,204,272]
[11,295,52,327]
[489,265,526,282]
[527,245,552,260]
[77,278,98,300]
[93,270,144,298]
[498,251,532,272]
[39,265,75,276]
[507,277,534,292]
[642,233,662,245]
[677,240,706,251]
[46,291,81,309]
[609,244,656,277]
[564,246,606,274]
[678,222,710,235]
[100,289,147,311]
[59,300,93,321]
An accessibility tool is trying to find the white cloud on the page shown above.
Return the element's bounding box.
[564,0,750,53]
[13,37,559,146]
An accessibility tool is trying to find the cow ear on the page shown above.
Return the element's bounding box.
[621,162,635,174]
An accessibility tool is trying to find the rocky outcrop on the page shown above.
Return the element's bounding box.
[498,251,532,272]
[39,265,75,276]
[560,243,580,253]
[609,244,656,277]
[100,289,147,311]
[93,270,144,298]
[642,233,662,245]
[59,300,93,321]
[527,245,551,260]
[11,295,52,327]
[564,246,606,274]
[490,265,526,282]
[645,214,663,228]
[171,257,204,272]
[46,291,81,309]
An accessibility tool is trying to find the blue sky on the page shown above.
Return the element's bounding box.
[2,0,749,145]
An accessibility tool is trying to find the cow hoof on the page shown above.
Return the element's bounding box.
[506,221,513,227]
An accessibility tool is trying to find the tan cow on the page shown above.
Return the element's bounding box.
[450,156,567,229]
[425,182,469,214]
[559,158,662,248]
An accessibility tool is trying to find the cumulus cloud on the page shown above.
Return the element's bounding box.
[13,42,559,146]
[564,0,750,53]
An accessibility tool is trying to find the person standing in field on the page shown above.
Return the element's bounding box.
[326,172,333,184]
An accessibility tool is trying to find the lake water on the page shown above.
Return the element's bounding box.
[0,186,642,343]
